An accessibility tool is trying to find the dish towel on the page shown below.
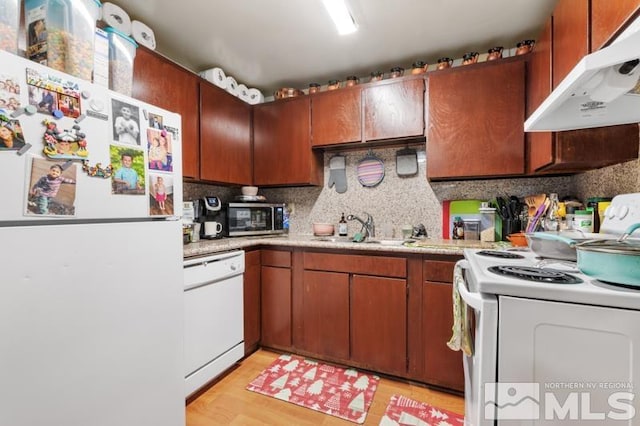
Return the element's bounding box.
[447,262,473,356]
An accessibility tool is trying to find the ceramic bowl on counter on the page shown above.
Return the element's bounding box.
[507,232,528,247]
[313,223,335,236]
[241,186,259,196]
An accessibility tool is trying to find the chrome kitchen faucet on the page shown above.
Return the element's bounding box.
[347,213,375,239]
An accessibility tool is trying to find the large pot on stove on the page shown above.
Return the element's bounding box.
[574,223,640,286]
[525,231,601,261]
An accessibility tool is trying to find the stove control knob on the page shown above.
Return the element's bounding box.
[618,205,629,220]
[605,205,615,219]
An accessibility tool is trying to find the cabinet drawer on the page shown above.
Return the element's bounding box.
[262,249,291,268]
[245,249,261,267]
[423,259,456,283]
[304,252,406,278]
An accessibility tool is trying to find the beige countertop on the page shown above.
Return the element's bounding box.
[183,234,508,258]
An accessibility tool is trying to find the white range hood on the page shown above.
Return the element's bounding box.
[525,16,640,132]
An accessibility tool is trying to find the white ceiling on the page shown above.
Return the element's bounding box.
[106,0,558,95]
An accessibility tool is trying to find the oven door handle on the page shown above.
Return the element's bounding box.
[455,259,484,310]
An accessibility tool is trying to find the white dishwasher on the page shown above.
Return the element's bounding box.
[183,250,245,398]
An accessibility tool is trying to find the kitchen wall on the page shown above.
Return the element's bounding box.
[185,146,583,238]
[573,158,640,201]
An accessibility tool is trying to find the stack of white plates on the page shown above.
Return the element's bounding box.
[199,67,264,104]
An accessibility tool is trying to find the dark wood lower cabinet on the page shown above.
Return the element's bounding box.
[351,274,407,376]
[243,250,261,355]
[248,248,463,392]
[261,264,292,349]
[412,257,465,392]
[421,281,464,391]
[300,270,350,359]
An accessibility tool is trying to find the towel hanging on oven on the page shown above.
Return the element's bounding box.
[447,262,473,356]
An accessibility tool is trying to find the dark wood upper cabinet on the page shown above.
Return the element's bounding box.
[132,47,200,180]
[363,78,425,141]
[427,58,526,180]
[311,88,362,146]
[591,0,640,50]
[253,97,322,186]
[199,81,252,184]
[526,10,640,174]
[552,0,590,88]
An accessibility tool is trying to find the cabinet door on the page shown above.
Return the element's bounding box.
[132,47,200,180]
[363,79,425,141]
[300,270,350,359]
[253,98,322,186]
[261,265,292,349]
[311,88,362,146]
[199,82,252,184]
[421,281,464,392]
[526,17,556,172]
[243,250,261,355]
[351,275,407,376]
[552,0,589,88]
[591,0,640,50]
[427,59,525,179]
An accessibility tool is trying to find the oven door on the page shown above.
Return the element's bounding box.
[456,259,499,426]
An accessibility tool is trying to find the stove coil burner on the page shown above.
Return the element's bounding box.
[488,265,583,284]
[477,250,525,259]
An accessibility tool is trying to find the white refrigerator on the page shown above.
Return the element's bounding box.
[0,50,185,426]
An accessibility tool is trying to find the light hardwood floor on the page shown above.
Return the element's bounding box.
[186,349,464,425]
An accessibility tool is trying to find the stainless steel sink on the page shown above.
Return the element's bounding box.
[364,239,412,246]
[312,236,350,242]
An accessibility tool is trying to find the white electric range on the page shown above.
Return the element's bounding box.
[458,192,640,426]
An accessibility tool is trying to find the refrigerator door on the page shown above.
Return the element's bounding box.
[0,50,182,222]
[0,221,184,426]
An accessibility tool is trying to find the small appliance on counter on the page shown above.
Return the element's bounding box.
[225,202,285,237]
[202,196,225,239]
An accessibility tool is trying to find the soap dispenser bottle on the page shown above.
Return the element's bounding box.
[338,213,348,236]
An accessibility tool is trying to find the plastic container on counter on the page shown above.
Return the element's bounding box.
[479,204,496,242]
[573,209,593,233]
[463,219,481,240]
[25,0,102,80]
[0,0,20,54]
[104,26,137,96]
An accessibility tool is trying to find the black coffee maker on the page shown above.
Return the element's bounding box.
[201,196,225,239]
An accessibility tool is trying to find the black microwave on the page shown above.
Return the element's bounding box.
[225,203,285,237]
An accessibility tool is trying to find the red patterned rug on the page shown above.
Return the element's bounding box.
[379,394,465,426]
[246,354,380,424]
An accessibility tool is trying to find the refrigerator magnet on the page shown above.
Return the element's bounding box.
[82,160,113,178]
[41,120,89,161]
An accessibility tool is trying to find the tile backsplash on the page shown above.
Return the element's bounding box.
[186,146,640,238]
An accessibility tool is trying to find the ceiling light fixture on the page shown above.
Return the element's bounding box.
[322,0,358,35]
